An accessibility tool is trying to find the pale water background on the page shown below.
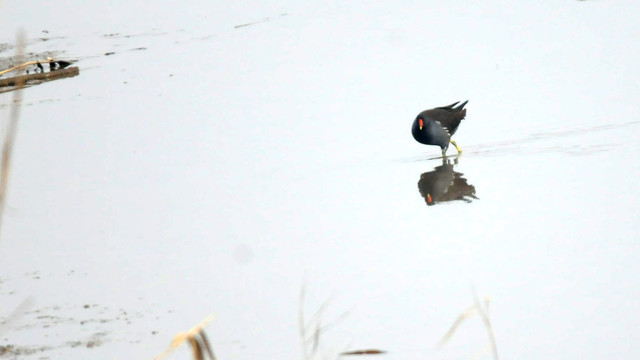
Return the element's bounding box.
[0,0,639,359]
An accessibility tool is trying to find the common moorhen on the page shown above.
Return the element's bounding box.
[412,100,468,156]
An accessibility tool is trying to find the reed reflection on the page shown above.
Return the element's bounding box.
[418,156,478,206]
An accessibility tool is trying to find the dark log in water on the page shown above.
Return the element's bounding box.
[0,67,79,89]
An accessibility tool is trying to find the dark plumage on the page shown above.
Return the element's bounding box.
[56,60,72,69]
[411,100,468,156]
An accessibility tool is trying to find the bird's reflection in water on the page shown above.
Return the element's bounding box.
[418,155,478,206]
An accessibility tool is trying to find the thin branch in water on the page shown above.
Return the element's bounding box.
[340,349,387,356]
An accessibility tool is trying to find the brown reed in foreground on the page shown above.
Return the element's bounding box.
[0,30,26,242]
[153,313,217,360]
[436,291,499,360]
[299,284,352,360]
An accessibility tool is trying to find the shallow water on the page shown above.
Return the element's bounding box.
[1,0,639,359]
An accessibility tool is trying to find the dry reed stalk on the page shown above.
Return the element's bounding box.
[473,290,498,360]
[435,302,480,350]
[0,30,26,241]
[153,313,217,360]
[436,292,499,360]
[299,284,307,359]
[299,284,352,360]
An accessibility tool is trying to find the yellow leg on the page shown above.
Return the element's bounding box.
[450,139,462,154]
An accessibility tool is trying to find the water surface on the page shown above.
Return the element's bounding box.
[1,1,639,359]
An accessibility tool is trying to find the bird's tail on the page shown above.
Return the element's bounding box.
[454,100,469,112]
[440,101,460,109]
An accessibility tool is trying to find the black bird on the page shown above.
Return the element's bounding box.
[412,100,468,156]
[56,60,72,69]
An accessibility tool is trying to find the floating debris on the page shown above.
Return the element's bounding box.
[0,58,79,91]
[0,58,75,77]
[0,67,79,90]
[340,349,387,356]
[234,13,288,29]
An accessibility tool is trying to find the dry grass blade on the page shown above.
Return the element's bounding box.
[188,337,204,360]
[435,303,478,350]
[0,30,26,241]
[299,283,313,360]
[473,291,498,360]
[312,322,320,354]
[299,284,307,358]
[198,331,217,360]
[152,313,216,360]
[299,283,352,360]
[436,293,498,360]
[304,295,334,335]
